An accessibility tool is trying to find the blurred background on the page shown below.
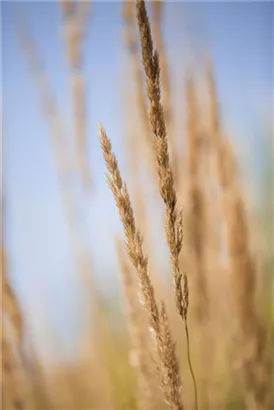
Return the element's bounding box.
[2,1,273,409]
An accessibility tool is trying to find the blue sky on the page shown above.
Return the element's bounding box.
[2,1,273,361]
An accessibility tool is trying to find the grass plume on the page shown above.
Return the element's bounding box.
[136,2,198,408]
[99,124,184,410]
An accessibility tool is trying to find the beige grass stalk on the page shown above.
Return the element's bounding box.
[15,12,102,385]
[60,0,74,17]
[60,0,92,189]
[2,253,23,347]
[115,237,158,409]
[186,73,227,409]
[206,56,272,410]
[185,75,208,321]
[223,143,273,410]
[206,56,228,189]
[24,339,51,410]
[2,323,30,410]
[1,250,32,410]
[136,2,198,409]
[15,11,76,239]
[100,124,184,410]
[15,9,96,287]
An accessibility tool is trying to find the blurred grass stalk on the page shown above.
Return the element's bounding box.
[60,0,92,190]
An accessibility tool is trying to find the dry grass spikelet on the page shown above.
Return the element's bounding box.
[158,302,183,410]
[136,2,198,408]
[151,1,172,128]
[136,0,187,322]
[99,124,184,410]
[99,124,159,332]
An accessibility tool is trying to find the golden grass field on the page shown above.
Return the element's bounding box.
[1,1,273,409]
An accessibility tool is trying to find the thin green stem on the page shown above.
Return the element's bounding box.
[184,318,199,410]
